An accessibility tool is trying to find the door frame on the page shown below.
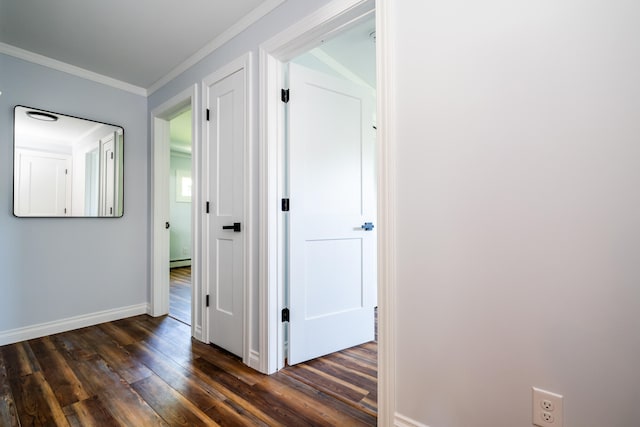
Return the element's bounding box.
[258,0,397,425]
[150,84,203,340]
[201,52,254,366]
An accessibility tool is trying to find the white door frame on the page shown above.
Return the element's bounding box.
[150,84,204,340]
[201,52,254,366]
[258,0,397,425]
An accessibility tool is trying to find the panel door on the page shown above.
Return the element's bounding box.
[288,63,376,365]
[204,68,245,357]
[15,150,71,216]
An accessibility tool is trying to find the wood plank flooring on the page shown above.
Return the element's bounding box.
[170,266,192,326]
[0,314,377,426]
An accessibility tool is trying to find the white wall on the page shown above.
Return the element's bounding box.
[392,1,640,426]
[0,53,148,340]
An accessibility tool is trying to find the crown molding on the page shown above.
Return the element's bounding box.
[0,42,147,97]
[147,0,286,95]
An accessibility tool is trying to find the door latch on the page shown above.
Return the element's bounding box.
[361,222,374,231]
[222,222,242,232]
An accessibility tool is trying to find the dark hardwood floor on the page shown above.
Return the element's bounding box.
[0,314,377,426]
[170,266,192,326]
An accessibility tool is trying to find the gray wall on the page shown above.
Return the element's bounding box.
[393,1,640,426]
[0,53,148,331]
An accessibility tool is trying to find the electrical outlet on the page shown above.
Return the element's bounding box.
[542,412,554,423]
[532,387,563,427]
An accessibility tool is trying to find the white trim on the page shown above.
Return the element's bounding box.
[248,350,261,371]
[0,42,147,96]
[395,413,430,427]
[150,85,201,341]
[201,52,253,367]
[147,0,284,95]
[376,1,397,426]
[0,303,147,346]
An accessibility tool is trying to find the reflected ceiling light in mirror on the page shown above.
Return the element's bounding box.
[26,110,58,121]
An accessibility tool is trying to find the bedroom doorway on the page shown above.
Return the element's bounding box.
[151,85,201,340]
[285,18,378,364]
[168,109,193,326]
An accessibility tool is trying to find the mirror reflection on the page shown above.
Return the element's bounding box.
[13,106,124,217]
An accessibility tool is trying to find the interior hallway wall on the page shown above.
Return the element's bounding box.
[0,53,148,339]
[391,1,640,426]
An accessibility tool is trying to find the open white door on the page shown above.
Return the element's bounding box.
[287,63,376,365]
[204,68,246,358]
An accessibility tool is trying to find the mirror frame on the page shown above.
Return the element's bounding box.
[12,105,125,218]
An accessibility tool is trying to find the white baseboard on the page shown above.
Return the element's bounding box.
[0,303,148,346]
[170,260,192,268]
[193,325,204,342]
[395,413,429,427]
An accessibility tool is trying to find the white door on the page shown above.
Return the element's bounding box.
[287,63,377,365]
[100,133,116,216]
[15,150,71,216]
[204,68,245,357]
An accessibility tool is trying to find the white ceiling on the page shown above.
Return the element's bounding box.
[0,0,281,90]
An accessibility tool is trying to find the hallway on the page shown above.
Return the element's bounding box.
[0,314,377,426]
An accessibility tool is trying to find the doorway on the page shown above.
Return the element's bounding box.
[150,85,202,340]
[168,109,193,326]
[259,0,381,376]
[284,15,378,366]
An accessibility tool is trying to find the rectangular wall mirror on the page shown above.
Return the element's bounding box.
[13,105,124,217]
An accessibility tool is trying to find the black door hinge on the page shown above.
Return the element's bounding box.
[206,108,210,121]
[206,201,210,213]
[110,152,114,159]
[281,198,290,212]
[281,308,290,322]
[206,295,210,307]
[281,88,290,103]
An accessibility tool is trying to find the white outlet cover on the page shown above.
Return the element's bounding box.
[532,387,563,427]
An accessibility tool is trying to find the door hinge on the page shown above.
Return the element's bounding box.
[65,169,68,175]
[281,198,290,212]
[281,308,290,322]
[111,152,114,159]
[206,201,210,213]
[64,208,67,214]
[281,88,290,103]
[206,295,210,307]
[206,108,210,121]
